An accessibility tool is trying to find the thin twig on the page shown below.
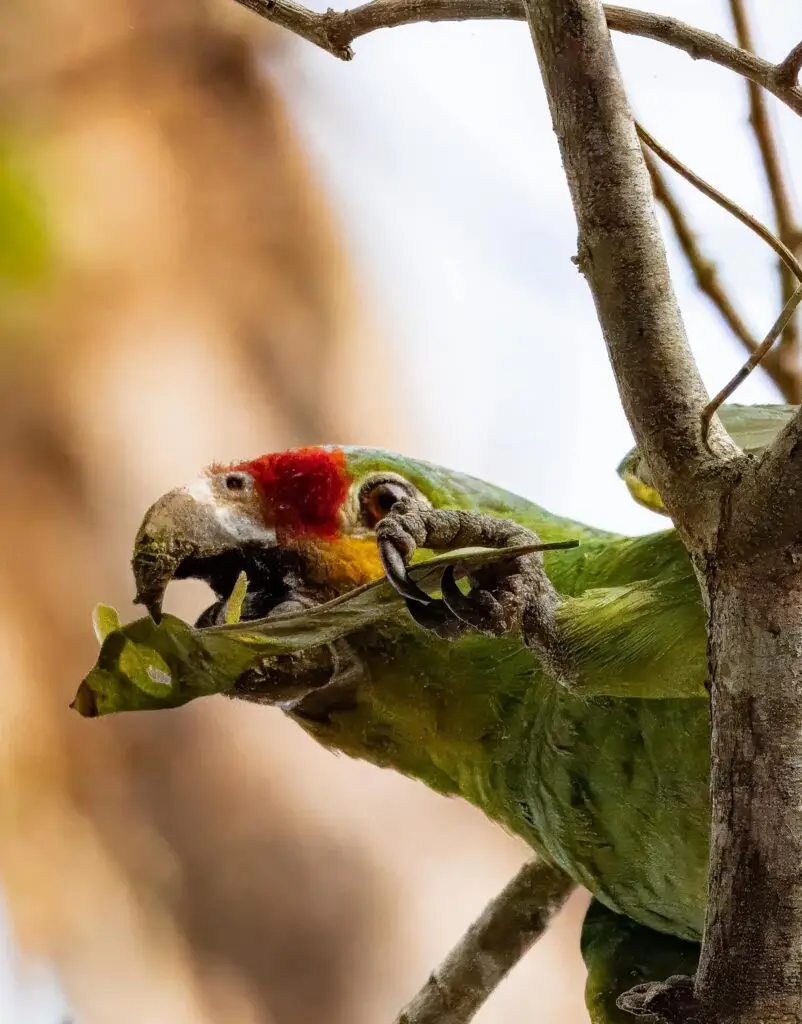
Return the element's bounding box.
[393,858,575,1024]
[232,0,802,117]
[646,146,802,402]
[636,123,802,286]
[637,123,802,419]
[729,0,801,362]
[641,136,802,402]
[703,284,802,437]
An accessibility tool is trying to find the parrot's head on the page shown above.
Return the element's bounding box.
[132,446,454,623]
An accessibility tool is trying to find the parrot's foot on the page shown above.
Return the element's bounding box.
[617,975,704,1024]
[376,499,572,676]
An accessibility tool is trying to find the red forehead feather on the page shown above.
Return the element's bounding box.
[234,447,350,539]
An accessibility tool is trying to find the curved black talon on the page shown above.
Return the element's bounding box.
[441,565,506,634]
[405,597,466,640]
[378,539,432,605]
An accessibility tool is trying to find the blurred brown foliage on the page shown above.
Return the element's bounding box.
[0,2,588,1021]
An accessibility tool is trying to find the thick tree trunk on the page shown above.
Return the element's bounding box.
[699,570,802,1023]
[519,0,802,1021]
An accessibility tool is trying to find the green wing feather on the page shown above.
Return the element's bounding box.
[617,403,797,514]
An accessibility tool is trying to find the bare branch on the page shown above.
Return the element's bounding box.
[703,284,802,435]
[644,149,802,403]
[729,0,801,364]
[232,0,802,117]
[638,123,802,408]
[636,123,802,287]
[517,0,732,541]
[393,859,574,1024]
[776,39,802,89]
[522,5,802,1013]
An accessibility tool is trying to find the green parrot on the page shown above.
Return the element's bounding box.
[117,404,793,1022]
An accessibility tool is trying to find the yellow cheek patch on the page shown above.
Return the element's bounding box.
[302,536,386,590]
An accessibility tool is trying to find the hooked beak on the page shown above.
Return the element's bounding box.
[132,487,253,622]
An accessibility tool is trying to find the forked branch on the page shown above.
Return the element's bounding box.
[232,0,802,117]
[776,39,802,89]
[520,0,731,539]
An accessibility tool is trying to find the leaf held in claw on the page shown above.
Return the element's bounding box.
[74,541,577,718]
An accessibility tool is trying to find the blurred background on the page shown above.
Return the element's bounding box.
[0,1,799,1021]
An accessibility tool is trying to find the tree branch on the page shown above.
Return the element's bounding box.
[512,14,802,1011]
[232,0,802,117]
[776,38,802,89]
[393,859,575,1024]
[638,122,802,407]
[728,0,801,367]
[637,124,802,286]
[517,0,733,542]
[703,284,802,434]
[645,148,802,404]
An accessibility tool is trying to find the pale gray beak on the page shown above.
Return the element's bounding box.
[132,487,247,622]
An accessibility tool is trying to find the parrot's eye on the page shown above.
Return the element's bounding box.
[224,473,248,492]
[360,478,413,528]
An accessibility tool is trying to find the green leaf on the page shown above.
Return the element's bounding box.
[73,613,263,718]
[223,570,249,625]
[74,540,577,718]
[92,604,122,643]
[213,541,576,648]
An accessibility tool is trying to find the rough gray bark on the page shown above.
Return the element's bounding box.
[700,573,802,1021]
[520,0,734,551]
[521,1,802,1022]
[393,859,575,1024]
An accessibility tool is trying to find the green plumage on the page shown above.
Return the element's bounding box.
[291,412,797,1011]
[116,403,796,1017]
[293,449,709,943]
